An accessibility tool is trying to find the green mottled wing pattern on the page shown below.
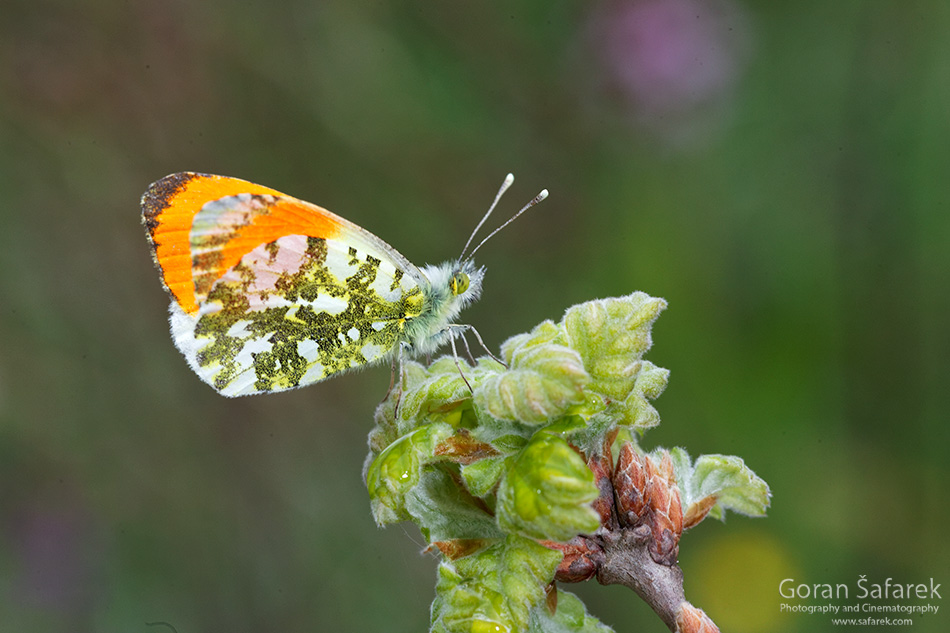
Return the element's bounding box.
[171,232,425,396]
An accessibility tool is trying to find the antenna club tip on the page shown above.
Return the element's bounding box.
[505,173,515,183]
[537,189,549,201]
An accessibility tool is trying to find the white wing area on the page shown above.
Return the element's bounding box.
[170,233,423,396]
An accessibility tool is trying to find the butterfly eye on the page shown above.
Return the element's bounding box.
[450,271,470,296]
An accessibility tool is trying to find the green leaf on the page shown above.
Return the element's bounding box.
[461,456,507,498]
[365,423,453,525]
[496,433,601,541]
[562,292,666,396]
[369,357,500,456]
[528,590,615,633]
[395,357,478,425]
[562,293,669,429]
[368,361,430,453]
[489,434,530,454]
[405,468,503,542]
[499,320,567,364]
[475,324,590,426]
[614,360,669,430]
[666,447,772,522]
[431,535,562,633]
[431,561,509,633]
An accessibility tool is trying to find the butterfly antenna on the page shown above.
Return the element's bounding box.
[463,187,549,264]
[459,173,515,260]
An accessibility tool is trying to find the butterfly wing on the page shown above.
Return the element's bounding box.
[143,172,427,396]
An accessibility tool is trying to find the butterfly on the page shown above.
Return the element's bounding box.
[141,172,547,397]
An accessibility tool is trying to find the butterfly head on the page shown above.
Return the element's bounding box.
[421,258,485,312]
[409,259,484,356]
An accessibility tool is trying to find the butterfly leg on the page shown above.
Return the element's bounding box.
[379,346,409,420]
[448,333,474,394]
[457,328,477,365]
[390,346,409,420]
[385,354,398,398]
[467,325,507,368]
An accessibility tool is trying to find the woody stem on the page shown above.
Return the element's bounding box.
[595,528,686,632]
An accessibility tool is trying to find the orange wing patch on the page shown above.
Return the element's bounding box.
[142,173,343,315]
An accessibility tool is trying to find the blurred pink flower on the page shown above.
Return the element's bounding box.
[590,0,751,134]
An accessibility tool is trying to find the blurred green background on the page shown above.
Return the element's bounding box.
[2,1,948,631]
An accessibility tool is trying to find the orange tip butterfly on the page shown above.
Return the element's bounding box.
[141,172,547,396]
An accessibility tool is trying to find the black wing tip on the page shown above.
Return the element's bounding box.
[140,172,207,234]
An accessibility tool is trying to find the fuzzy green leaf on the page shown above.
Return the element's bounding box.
[476,325,590,426]
[614,360,669,429]
[394,358,476,424]
[368,361,431,453]
[461,456,507,498]
[369,357,501,455]
[365,423,453,525]
[562,293,669,429]
[496,433,600,541]
[431,561,509,633]
[666,447,772,522]
[431,535,562,633]
[528,590,615,633]
[405,468,503,542]
[499,320,567,364]
[489,434,530,454]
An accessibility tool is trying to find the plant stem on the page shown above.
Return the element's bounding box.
[595,527,686,632]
